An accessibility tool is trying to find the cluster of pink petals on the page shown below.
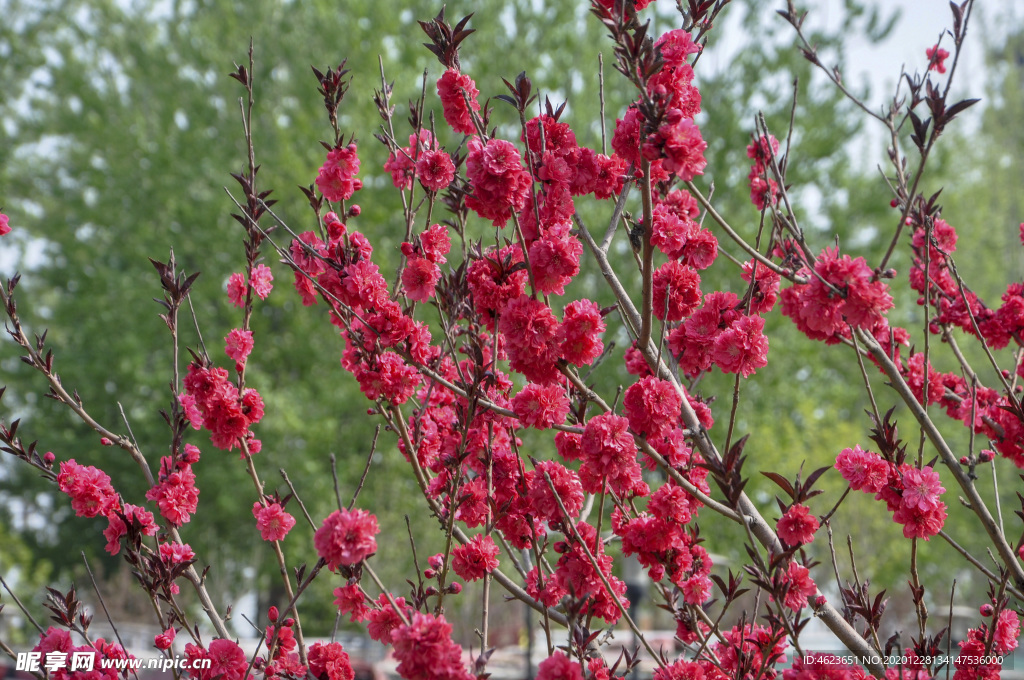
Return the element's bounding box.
[314,507,380,570]
[316,143,363,202]
[835,446,947,539]
[511,382,570,429]
[781,246,894,342]
[392,612,473,680]
[253,501,296,541]
[183,362,264,451]
[307,641,355,680]
[579,413,648,498]
[436,69,480,135]
[401,223,451,302]
[451,533,499,581]
[747,134,781,210]
[146,451,200,526]
[185,639,248,680]
[464,138,531,227]
[668,290,770,378]
[103,502,157,555]
[33,627,134,680]
[776,503,819,546]
[57,459,118,518]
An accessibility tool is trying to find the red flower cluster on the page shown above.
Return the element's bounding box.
[953,607,1020,679]
[579,413,647,498]
[401,223,451,303]
[511,382,570,430]
[146,452,200,526]
[464,138,531,227]
[668,291,770,378]
[57,459,118,518]
[253,501,296,542]
[527,521,628,623]
[32,627,134,680]
[747,134,781,210]
[314,507,380,570]
[436,68,480,135]
[776,503,818,547]
[183,361,264,451]
[781,246,894,343]
[103,503,157,555]
[835,446,947,539]
[185,639,247,680]
[537,652,584,680]
[451,533,499,581]
[316,143,363,202]
[926,44,950,74]
[392,612,473,680]
[649,196,718,270]
[307,641,354,680]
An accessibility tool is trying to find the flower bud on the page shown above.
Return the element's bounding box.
[347,205,361,218]
[424,568,435,579]
[448,582,462,594]
[43,452,55,465]
[283,618,295,628]
[267,606,279,623]
[100,437,113,446]
[424,586,438,596]
[980,603,994,617]
[979,450,994,463]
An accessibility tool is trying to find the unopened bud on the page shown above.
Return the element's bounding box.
[424,568,435,579]
[267,606,279,623]
[43,451,56,465]
[283,618,295,628]
[448,582,462,594]
[100,437,113,446]
[347,205,361,218]
[980,603,994,617]
[979,450,994,463]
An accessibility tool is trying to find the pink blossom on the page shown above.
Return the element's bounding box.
[781,562,816,611]
[437,69,481,135]
[159,541,195,564]
[316,144,362,202]
[314,507,379,570]
[226,272,246,308]
[57,459,119,518]
[511,383,570,429]
[253,502,296,541]
[926,44,950,73]
[537,653,583,680]
[224,329,254,364]
[250,264,273,299]
[899,465,944,511]
[307,642,354,680]
[624,376,681,438]
[0,213,10,236]
[416,149,456,192]
[401,256,440,302]
[776,504,819,546]
[333,583,369,622]
[451,533,499,581]
[154,628,175,651]
[835,445,888,493]
[391,612,472,680]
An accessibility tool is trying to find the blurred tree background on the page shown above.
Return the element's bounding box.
[0,0,1022,645]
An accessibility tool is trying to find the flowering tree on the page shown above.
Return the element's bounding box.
[2,1,1023,679]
